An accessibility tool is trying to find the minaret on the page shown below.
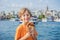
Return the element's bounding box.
[45,6,49,17]
[46,6,49,11]
[45,6,49,14]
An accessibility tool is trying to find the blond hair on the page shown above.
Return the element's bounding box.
[18,8,32,18]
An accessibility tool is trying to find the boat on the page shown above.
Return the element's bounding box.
[30,17,39,24]
[42,18,47,22]
[9,18,15,21]
[54,19,60,22]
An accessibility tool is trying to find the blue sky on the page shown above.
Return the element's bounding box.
[0,0,60,11]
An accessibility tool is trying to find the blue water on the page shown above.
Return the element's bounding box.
[0,21,60,40]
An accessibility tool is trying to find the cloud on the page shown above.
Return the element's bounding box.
[11,3,18,7]
[38,0,49,4]
[3,0,8,2]
[39,0,43,2]
[6,2,33,8]
[18,2,33,8]
[29,2,33,7]
[7,3,20,8]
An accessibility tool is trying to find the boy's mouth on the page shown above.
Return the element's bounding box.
[25,18,29,20]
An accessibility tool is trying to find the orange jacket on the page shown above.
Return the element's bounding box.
[15,22,38,40]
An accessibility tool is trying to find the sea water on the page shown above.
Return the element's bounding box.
[0,21,60,40]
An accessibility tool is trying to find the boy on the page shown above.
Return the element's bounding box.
[15,8,38,40]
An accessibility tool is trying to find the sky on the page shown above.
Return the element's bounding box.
[0,0,60,12]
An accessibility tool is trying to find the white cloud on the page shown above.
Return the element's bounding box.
[7,3,20,8]
[38,0,49,3]
[19,2,33,8]
[39,0,43,2]
[26,2,33,8]
[11,3,18,7]
[3,0,8,2]
[9,3,33,8]
[29,2,33,7]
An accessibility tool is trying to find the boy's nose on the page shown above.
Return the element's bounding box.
[25,15,28,18]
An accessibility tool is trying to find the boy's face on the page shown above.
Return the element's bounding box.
[21,11,31,23]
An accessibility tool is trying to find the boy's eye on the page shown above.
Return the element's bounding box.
[23,15,25,16]
[27,14,30,16]
[27,14,29,16]
[23,14,30,17]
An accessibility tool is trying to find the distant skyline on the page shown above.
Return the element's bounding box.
[0,0,60,12]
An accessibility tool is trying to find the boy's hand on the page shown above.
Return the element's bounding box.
[19,32,31,40]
